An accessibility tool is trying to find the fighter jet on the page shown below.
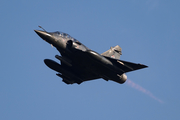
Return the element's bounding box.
[34,27,147,84]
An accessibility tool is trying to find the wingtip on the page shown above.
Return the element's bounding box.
[140,64,148,68]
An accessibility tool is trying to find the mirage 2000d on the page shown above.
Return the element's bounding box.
[34,26,148,85]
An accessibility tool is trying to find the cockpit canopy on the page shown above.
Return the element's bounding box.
[54,31,69,37]
[53,31,79,42]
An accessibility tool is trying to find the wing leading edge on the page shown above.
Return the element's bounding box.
[104,56,148,73]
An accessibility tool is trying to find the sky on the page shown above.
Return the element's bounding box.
[0,0,180,120]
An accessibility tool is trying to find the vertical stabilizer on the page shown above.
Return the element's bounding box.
[101,45,122,59]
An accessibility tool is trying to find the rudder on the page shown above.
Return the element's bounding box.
[101,45,122,59]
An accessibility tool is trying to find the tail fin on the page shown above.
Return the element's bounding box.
[101,45,122,59]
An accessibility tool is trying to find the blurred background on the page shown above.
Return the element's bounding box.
[0,0,180,119]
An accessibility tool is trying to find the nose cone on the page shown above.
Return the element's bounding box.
[34,30,52,40]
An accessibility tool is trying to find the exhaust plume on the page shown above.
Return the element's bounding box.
[126,79,164,103]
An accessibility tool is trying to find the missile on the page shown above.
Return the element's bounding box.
[55,55,72,66]
[44,59,82,84]
[44,59,62,73]
[56,73,74,84]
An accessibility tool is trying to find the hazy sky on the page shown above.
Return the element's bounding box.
[0,0,180,120]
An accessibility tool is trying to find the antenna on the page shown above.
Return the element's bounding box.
[38,26,47,32]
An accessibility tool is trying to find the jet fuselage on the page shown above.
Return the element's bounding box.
[34,29,147,84]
